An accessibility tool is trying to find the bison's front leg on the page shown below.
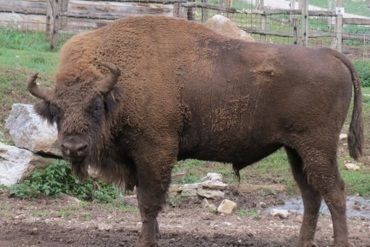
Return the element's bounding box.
[133,137,178,247]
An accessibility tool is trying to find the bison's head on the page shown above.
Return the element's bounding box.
[27,63,121,179]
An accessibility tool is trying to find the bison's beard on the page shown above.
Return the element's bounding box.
[69,136,137,191]
[71,160,89,181]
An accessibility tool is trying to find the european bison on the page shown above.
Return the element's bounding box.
[28,16,363,247]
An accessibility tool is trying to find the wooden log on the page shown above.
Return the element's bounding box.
[67,0,173,20]
[343,18,370,26]
[243,27,335,39]
[180,3,336,17]
[0,0,47,15]
[0,12,46,31]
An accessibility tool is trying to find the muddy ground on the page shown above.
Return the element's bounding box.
[0,187,369,247]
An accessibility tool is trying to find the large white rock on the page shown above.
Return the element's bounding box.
[5,103,61,157]
[0,142,53,186]
[205,15,255,42]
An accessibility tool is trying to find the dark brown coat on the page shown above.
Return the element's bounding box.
[29,16,363,247]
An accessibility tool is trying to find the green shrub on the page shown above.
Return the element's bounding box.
[10,160,121,203]
[354,60,370,87]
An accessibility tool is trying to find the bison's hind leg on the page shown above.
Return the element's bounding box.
[285,147,321,247]
[287,141,351,247]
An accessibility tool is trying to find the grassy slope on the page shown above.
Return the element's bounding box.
[0,29,70,142]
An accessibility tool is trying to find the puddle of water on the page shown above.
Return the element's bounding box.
[266,196,370,219]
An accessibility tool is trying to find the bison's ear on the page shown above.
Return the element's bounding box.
[34,101,60,125]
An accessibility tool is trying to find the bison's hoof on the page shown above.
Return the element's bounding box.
[136,240,159,247]
[299,240,318,247]
[334,242,353,247]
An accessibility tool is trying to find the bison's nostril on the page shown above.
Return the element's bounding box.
[76,143,87,152]
[61,140,87,157]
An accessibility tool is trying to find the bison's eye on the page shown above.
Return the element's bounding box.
[88,97,105,120]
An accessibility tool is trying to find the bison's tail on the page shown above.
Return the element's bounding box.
[333,51,364,160]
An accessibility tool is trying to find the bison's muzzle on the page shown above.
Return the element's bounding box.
[60,136,88,162]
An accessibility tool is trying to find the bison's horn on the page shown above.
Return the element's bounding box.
[96,62,120,93]
[27,73,52,101]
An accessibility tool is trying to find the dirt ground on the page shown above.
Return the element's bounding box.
[0,188,369,247]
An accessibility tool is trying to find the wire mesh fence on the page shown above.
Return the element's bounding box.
[0,0,369,58]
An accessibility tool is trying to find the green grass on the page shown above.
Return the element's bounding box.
[0,28,65,135]
[354,59,370,87]
[309,0,370,17]
[0,28,71,52]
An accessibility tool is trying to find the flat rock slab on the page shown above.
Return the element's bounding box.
[0,142,53,186]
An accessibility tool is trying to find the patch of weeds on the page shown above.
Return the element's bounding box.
[105,199,138,213]
[354,60,370,87]
[81,212,92,221]
[340,167,370,197]
[30,55,47,65]
[172,159,204,184]
[32,210,52,218]
[236,208,261,219]
[9,160,121,203]
[167,194,187,207]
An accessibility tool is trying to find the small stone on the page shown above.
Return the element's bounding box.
[217,199,237,214]
[270,209,289,219]
[201,198,210,208]
[207,203,217,213]
[339,133,348,140]
[259,202,267,208]
[202,198,217,212]
[30,227,38,235]
[59,193,81,205]
[181,188,198,197]
[197,188,224,199]
[97,223,111,231]
[201,180,228,190]
[168,184,183,194]
[344,162,360,171]
[201,172,223,182]
[182,183,201,190]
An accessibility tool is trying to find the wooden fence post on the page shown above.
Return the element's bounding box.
[47,0,69,50]
[173,0,181,17]
[187,0,195,20]
[257,0,266,42]
[46,1,52,35]
[224,0,231,18]
[335,0,343,53]
[300,0,308,46]
[256,0,264,10]
[201,0,208,22]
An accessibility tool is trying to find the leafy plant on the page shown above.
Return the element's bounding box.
[354,60,370,87]
[10,160,121,203]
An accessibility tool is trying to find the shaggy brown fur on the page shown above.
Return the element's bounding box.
[30,16,363,247]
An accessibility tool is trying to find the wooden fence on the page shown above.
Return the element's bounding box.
[0,0,369,57]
